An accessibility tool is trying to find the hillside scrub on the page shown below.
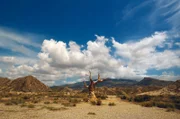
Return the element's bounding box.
[124,94,180,110]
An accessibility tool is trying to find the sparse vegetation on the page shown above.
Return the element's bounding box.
[83,97,89,102]
[166,108,175,112]
[90,99,102,106]
[69,98,81,103]
[20,103,27,107]
[108,102,116,106]
[90,100,97,105]
[134,95,151,102]
[155,102,175,108]
[140,101,154,107]
[96,94,108,100]
[62,102,76,107]
[132,95,179,110]
[96,99,102,106]
[88,112,96,115]
[27,104,35,108]
[53,100,58,104]
[5,101,13,106]
[43,106,67,111]
[44,101,50,104]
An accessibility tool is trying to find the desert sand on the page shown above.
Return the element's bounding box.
[0,96,179,119]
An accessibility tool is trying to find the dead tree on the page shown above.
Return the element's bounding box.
[83,71,104,101]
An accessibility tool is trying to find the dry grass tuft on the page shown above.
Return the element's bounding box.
[108,102,116,106]
[88,112,96,115]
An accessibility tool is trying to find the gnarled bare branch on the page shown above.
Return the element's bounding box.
[83,81,88,88]
[94,73,104,84]
[89,71,93,82]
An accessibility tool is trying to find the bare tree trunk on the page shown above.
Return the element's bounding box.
[83,71,104,101]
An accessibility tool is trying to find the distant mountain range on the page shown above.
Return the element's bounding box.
[0,75,51,92]
[0,75,176,92]
[51,78,138,90]
[51,77,174,90]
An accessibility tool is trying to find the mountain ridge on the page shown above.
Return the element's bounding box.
[0,75,51,92]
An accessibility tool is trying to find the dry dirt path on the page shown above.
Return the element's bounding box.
[0,95,180,119]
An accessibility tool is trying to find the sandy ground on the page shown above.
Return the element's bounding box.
[0,96,180,119]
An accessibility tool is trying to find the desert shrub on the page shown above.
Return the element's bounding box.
[134,95,151,102]
[96,94,108,100]
[28,104,35,108]
[62,102,76,107]
[53,101,58,104]
[128,97,133,102]
[20,103,27,107]
[120,95,127,100]
[96,99,102,106]
[69,98,81,103]
[108,102,116,106]
[88,112,96,115]
[83,97,89,102]
[175,104,180,110]
[171,96,180,103]
[44,106,67,111]
[90,100,97,105]
[119,91,131,100]
[32,100,39,104]
[155,102,174,108]
[73,93,86,98]
[166,108,175,112]
[44,101,50,104]
[23,95,30,100]
[54,97,58,100]
[11,98,25,105]
[5,102,13,105]
[141,101,154,107]
[2,92,12,97]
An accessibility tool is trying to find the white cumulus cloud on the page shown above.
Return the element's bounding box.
[0,32,180,85]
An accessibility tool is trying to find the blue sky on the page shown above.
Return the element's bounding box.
[0,0,179,85]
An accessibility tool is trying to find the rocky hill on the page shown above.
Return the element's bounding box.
[162,80,180,93]
[0,75,51,92]
[138,79,180,96]
[0,77,11,87]
[0,77,11,91]
[137,77,173,86]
